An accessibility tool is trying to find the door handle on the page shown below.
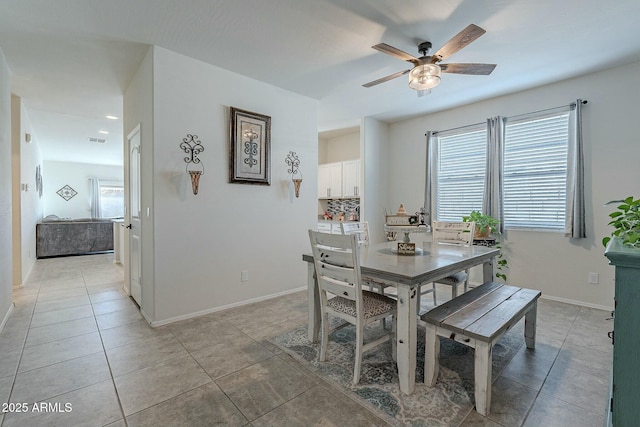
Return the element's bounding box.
[126,224,132,229]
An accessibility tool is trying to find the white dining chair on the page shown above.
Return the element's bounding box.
[430,221,476,299]
[340,221,370,246]
[308,230,397,385]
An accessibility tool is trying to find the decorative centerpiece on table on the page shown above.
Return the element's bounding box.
[385,204,428,254]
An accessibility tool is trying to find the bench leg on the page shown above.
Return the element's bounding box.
[474,341,492,416]
[525,301,537,349]
[424,323,440,386]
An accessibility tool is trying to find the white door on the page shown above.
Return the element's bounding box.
[128,124,142,305]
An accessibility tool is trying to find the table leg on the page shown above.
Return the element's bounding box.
[474,340,492,416]
[396,285,417,394]
[482,257,496,283]
[424,323,440,386]
[307,262,320,343]
[525,301,537,349]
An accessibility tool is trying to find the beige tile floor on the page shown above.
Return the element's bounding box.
[0,253,612,426]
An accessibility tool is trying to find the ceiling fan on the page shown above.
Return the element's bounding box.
[363,24,496,96]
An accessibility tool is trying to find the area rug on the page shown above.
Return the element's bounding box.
[271,321,525,427]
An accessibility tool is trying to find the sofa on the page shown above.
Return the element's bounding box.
[36,215,115,258]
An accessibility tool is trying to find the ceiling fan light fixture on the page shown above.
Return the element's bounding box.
[408,64,441,91]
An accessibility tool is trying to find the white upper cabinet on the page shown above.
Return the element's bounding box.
[318,162,343,198]
[342,159,360,197]
[318,160,360,199]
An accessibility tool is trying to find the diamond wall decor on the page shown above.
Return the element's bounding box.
[56,185,77,201]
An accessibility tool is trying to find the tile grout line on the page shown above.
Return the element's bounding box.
[81,268,129,427]
[1,275,44,427]
[518,306,586,426]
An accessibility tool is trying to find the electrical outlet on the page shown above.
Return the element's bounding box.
[588,272,599,284]
[241,270,249,282]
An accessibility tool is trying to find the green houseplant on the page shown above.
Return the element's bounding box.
[462,211,508,281]
[462,210,500,238]
[603,196,640,248]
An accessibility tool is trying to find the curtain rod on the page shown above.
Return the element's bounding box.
[426,99,588,137]
[429,121,484,137]
[508,99,588,121]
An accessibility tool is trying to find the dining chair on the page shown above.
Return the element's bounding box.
[340,221,370,246]
[308,230,397,385]
[430,221,476,299]
[341,221,394,326]
[342,221,436,316]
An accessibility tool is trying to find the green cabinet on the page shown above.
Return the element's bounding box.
[604,238,640,427]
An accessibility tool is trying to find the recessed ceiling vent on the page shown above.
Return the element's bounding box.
[88,137,107,143]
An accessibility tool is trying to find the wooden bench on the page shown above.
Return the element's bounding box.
[421,281,541,416]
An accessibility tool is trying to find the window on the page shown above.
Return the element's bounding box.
[503,111,569,229]
[99,181,124,218]
[435,126,486,221]
[432,107,573,231]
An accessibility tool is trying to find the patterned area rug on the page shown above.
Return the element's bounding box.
[271,321,525,426]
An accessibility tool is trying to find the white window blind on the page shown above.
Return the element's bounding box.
[436,128,486,221]
[503,112,569,229]
[99,181,124,219]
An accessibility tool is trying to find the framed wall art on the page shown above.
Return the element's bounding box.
[229,107,271,185]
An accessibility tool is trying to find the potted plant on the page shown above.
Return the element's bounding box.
[462,210,500,238]
[462,211,508,281]
[603,196,640,248]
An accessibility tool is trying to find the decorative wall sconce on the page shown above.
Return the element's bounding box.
[180,134,204,195]
[285,151,302,198]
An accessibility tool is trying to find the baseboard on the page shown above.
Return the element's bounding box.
[0,303,15,334]
[140,307,153,325]
[539,294,613,312]
[147,286,307,327]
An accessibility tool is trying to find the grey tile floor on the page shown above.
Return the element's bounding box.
[0,253,612,426]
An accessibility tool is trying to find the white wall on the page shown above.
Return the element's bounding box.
[13,96,43,283]
[0,48,13,328]
[123,46,155,320]
[150,47,318,323]
[362,117,390,243]
[42,161,123,219]
[386,60,640,309]
[318,131,360,164]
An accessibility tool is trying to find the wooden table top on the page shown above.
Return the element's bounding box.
[303,241,500,287]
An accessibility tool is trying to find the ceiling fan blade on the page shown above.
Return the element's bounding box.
[372,43,419,64]
[430,24,486,63]
[440,63,496,75]
[362,69,410,88]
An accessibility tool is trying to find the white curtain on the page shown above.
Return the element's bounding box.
[424,131,437,225]
[90,177,101,219]
[565,100,586,238]
[483,116,505,233]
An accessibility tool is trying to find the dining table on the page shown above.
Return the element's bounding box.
[302,239,500,395]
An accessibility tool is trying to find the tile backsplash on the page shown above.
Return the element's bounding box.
[326,198,360,218]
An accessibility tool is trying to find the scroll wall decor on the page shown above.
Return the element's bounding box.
[285,151,303,198]
[229,107,271,185]
[180,134,204,195]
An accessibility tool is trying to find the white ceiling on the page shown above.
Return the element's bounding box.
[3,0,640,166]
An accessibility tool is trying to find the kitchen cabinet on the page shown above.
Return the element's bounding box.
[342,159,360,197]
[604,238,640,426]
[318,160,360,199]
[317,221,342,234]
[318,162,343,198]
